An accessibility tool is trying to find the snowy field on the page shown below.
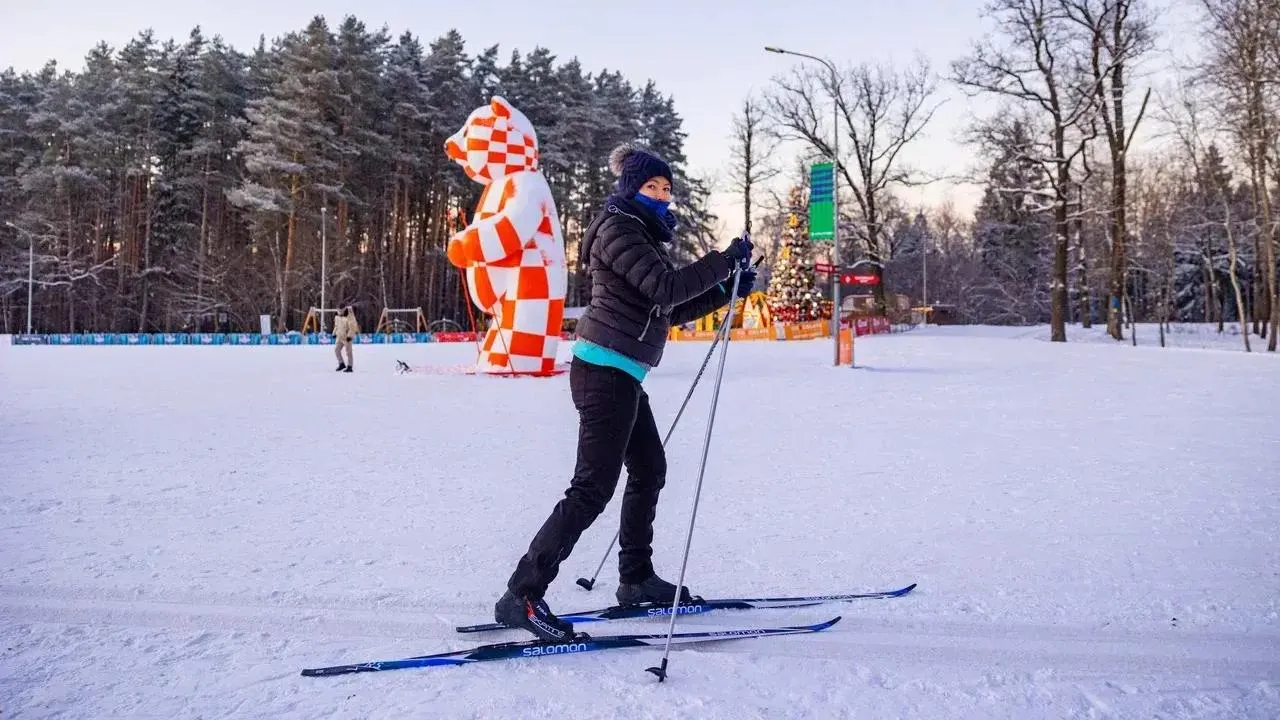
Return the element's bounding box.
[930,320,1275,353]
[1,326,1278,719]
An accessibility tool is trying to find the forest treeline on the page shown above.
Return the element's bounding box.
[2,1,1277,351]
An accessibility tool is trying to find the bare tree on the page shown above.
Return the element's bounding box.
[1128,153,1180,346]
[1,218,119,333]
[0,224,37,302]
[728,94,781,234]
[1199,0,1280,350]
[1063,0,1156,340]
[1163,77,1253,350]
[953,0,1099,341]
[741,174,802,286]
[1157,78,1225,329]
[925,202,985,317]
[1070,137,1102,327]
[1218,189,1253,351]
[765,54,942,311]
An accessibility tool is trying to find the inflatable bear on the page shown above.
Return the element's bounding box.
[444,96,567,376]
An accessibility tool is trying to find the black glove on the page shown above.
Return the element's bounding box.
[723,234,754,263]
[733,267,757,297]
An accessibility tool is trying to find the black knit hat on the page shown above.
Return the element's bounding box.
[609,143,673,198]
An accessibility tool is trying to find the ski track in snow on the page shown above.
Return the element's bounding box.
[1,327,1278,719]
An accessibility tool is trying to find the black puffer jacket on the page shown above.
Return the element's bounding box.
[574,195,735,368]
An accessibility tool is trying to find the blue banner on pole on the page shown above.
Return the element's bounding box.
[809,162,835,241]
[809,162,834,202]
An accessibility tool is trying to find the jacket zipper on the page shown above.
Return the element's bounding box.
[608,204,667,341]
[637,305,660,340]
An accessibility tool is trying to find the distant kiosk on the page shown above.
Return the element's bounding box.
[375,307,428,334]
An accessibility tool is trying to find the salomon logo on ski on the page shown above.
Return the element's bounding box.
[647,603,707,617]
[522,641,589,656]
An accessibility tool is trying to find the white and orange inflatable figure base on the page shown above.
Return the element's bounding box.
[394,359,569,377]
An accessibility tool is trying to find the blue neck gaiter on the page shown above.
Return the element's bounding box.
[632,192,677,231]
[632,192,670,217]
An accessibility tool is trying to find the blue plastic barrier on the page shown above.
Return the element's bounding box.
[11,332,439,346]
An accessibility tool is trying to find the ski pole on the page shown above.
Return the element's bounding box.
[576,255,762,592]
[645,260,747,683]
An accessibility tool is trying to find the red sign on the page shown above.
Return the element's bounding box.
[844,316,892,336]
[840,273,880,286]
[814,262,834,273]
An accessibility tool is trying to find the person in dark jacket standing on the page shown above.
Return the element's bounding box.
[494,143,757,641]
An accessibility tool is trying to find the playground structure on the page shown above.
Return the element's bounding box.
[374,307,428,334]
[302,306,430,335]
[301,307,341,334]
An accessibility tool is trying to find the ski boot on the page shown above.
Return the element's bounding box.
[494,590,575,642]
[616,574,702,606]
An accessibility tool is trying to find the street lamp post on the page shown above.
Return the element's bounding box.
[765,45,842,366]
[916,211,929,321]
[922,241,929,320]
[26,228,31,334]
[320,199,328,333]
[4,221,35,334]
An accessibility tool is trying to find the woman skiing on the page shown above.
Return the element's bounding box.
[494,143,757,641]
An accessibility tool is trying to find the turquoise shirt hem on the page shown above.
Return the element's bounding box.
[572,339,650,382]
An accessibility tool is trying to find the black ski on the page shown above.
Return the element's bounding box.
[455,583,915,633]
[301,615,841,676]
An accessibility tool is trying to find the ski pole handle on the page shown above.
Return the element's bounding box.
[731,256,763,299]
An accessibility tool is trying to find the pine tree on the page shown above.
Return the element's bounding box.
[633,81,706,260]
[970,120,1053,324]
[1171,144,1237,323]
[21,45,122,332]
[766,186,826,322]
[185,35,250,324]
[0,17,705,334]
[149,30,213,328]
[0,67,46,312]
[228,17,342,330]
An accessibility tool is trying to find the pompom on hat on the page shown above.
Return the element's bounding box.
[608,143,673,198]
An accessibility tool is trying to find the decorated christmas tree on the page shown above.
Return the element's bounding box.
[767,186,829,323]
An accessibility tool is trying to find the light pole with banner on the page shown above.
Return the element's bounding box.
[765,45,842,366]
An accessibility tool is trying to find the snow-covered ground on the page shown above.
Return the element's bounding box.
[927,320,1274,353]
[2,327,1277,719]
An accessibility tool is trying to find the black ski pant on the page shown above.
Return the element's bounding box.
[507,357,666,599]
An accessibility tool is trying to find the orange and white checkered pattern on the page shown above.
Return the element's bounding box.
[445,97,567,376]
